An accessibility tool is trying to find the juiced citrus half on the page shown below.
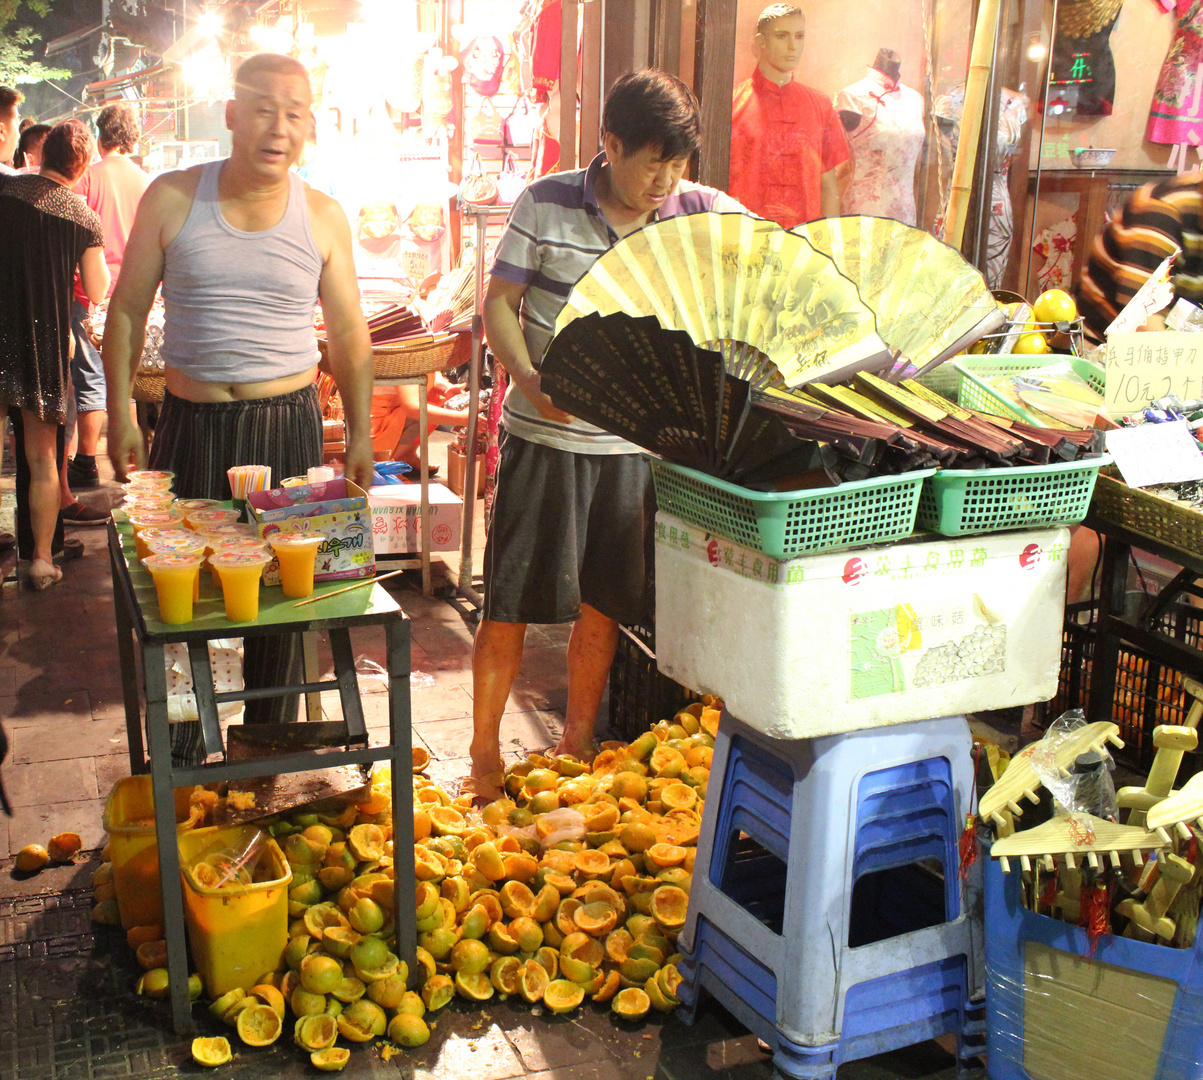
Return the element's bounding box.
[191,1036,232,1066]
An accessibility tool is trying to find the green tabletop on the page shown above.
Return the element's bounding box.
[113,514,400,640]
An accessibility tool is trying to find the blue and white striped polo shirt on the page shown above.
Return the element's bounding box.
[491,152,745,454]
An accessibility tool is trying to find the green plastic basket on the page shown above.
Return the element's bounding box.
[914,363,963,401]
[915,455,1111,537]
[649,460,936,559]
[954,355,1106,425]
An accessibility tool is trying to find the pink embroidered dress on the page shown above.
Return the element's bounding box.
[834,67,926,225]
[1148,0,1203,145]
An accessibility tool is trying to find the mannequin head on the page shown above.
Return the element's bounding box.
[872,48,902,82]
[754,4,806,85]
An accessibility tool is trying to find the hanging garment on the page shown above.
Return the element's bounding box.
[1148,0,1203,144]
[1048,0,1123,117]
[834,67,926,226]
[934,86,1028,289]
[1032,216,1078,291]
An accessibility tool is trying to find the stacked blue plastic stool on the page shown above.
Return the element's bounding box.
[675,708,985,1080]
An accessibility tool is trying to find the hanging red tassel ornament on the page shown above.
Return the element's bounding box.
[1039,873,1058,914]
[1079,880,1111,957]
[958,813,978,883]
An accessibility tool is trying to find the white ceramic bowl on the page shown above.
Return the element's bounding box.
[1071,147,1117,169]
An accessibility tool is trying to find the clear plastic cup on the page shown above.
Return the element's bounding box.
[209,551,272,622]
[268,533,325,599]
[128,510,187,559]
[142,553,203,624]
[205,536,270,585]
[185,507,243,531]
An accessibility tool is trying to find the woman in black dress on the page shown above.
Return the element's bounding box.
[0,119,110,588]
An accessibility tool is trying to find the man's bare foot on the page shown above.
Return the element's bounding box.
[553,730,595,761]
[27,559,62,591]
[461,761,506,808]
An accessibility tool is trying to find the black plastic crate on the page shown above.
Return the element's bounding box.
[1037,599,1203,776]
[607,623,697,744]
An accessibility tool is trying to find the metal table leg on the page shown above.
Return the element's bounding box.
[144,641,195,1033]
[328,628,367,743]
[111,544,147,775]
[386,619,417,983]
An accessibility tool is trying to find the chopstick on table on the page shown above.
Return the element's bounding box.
[292,569,407,606]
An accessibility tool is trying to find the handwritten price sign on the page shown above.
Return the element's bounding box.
[1100,332,1203,413]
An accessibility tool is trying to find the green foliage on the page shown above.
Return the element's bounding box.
[0,1,57,30]
[0,27,71,86]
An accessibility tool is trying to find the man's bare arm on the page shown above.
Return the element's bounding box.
[483,276,570,423]
[313,193,374,490]
[101,177,172,478]
[78,247,111,304]
[820,169,842,218]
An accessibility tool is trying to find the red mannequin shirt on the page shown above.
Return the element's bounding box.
[730,66,849,227]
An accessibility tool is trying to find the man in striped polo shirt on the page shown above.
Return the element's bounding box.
[466,70,745,800]
[1078,173,1203,341]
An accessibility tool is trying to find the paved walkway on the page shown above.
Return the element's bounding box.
[0,440,963,1079]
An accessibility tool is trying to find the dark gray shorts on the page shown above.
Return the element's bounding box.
[482,432,654,625]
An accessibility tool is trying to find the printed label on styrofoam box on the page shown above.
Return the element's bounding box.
[653,516,1070,587]
[849,600,1006,700]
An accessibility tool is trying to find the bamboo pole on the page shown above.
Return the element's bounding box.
[941,0,1003,251]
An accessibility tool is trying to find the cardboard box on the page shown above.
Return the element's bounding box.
[369,483,463,555]
[654,512,1069,739]
[248,478,375,586]
[447,445,485,499]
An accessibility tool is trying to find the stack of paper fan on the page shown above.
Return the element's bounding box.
[540,313,838,487]
[793,215,1005,376]
[552,212,892,390]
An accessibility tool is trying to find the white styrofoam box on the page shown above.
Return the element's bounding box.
[369,483,463,555]
[654,512,1070,739]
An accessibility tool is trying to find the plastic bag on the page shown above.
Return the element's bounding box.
[1029,709,1119,821]
[536,806,586,849]
[192,827,268,889]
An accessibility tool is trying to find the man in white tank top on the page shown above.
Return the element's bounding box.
[101,53,373,490]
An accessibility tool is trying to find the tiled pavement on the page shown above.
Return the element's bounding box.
[0,437,963,1079]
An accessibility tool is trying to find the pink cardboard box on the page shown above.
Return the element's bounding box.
[247,478,375,585]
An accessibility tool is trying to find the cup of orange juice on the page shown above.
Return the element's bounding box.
[123,493,176,514]
[142,553,203,624]
[185,507,243,531]
[206,536,270,585]
[128,510,187,559]
[209,551,272,622]
[125,469,175,492]
[145,535,207,600]
[268,533,325,599]
[174,498,223,515]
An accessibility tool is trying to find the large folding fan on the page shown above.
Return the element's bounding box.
[552,212,891,389]
[540,312,838,487]
[793,215,1005,376]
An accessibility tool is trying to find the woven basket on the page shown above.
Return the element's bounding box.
[317,334,459,378]
[132,366,166,403]
[1091,469,1203,557]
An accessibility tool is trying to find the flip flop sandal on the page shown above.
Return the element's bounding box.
[460,770,506,808]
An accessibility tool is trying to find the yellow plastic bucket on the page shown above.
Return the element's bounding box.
[101,775,196,931]
[177,825,291,998]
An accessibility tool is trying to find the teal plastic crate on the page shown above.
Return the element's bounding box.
[916,456,1111,537]
[648,460,935,558]
[953,355,1105,425]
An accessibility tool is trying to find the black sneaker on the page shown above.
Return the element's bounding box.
[61,501,111,527]
[67,457,99,488]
